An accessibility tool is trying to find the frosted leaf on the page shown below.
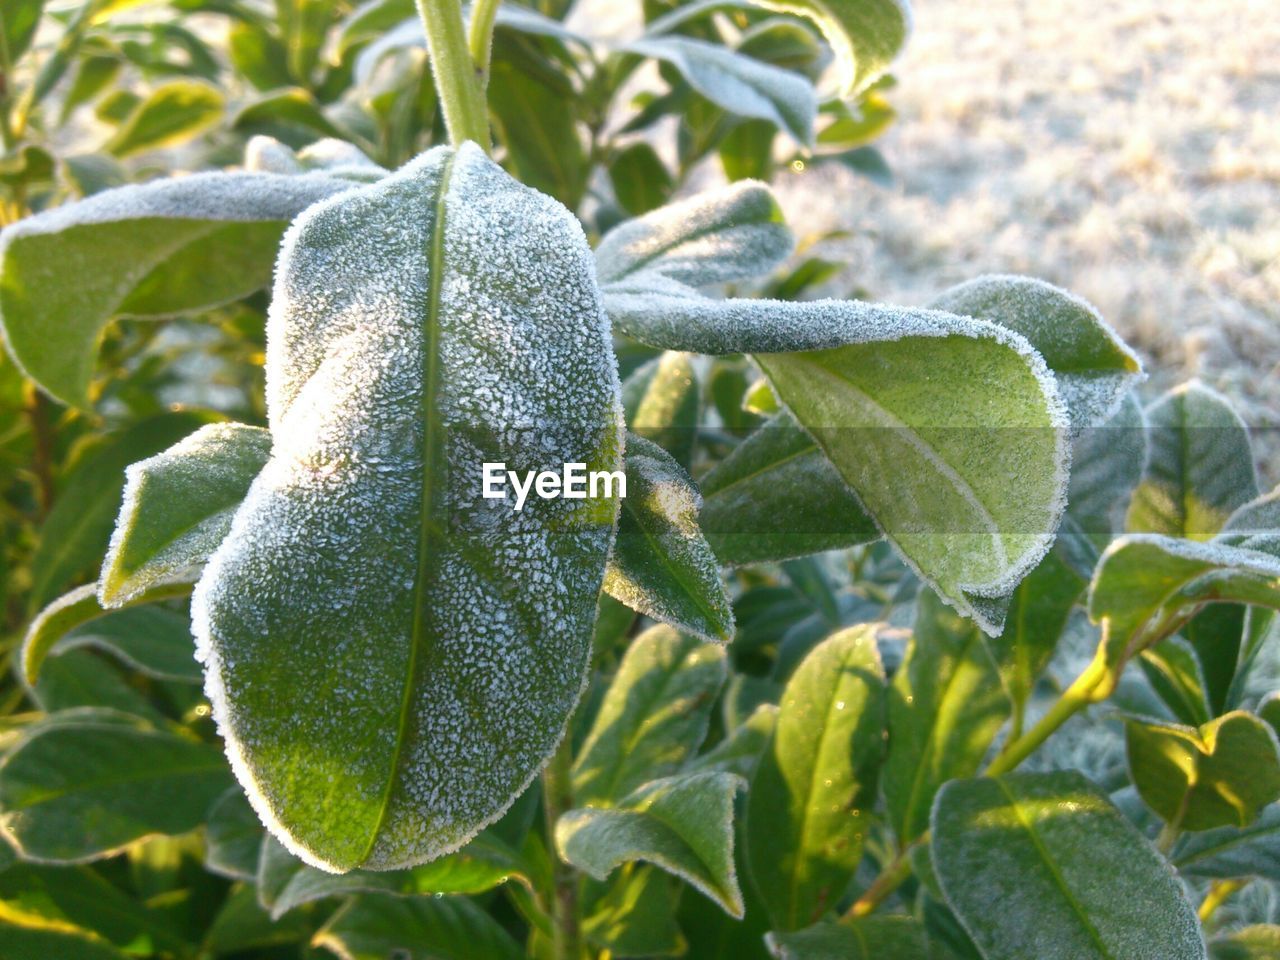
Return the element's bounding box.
[1175,804,1280,880]
[595,180,793,287]
[573,623,728,806]
[245,135,387,182]
[1127,381,1260,539]
[766,916,928,959]
[623,37,817,147]
[194,143,623,872]
[603,435,734,642]
[930,274,1143,435]
[0,168,357,408]
[555,771,746,917]
[1064,391,1148,545]
[1217,488,1280,560]
[621,352,701,468]
[99,423,272,607]
[931,772,1206,960]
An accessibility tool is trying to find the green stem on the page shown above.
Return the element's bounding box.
[467,0,502,90]
[414,0,491,151]
[543,735,583,960]
[985,644,1115,776]
[844,839,921,920]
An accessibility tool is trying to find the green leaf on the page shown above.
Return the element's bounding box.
[33,649,159,718]
[742,377,779,415]
[1060,390,1147,561]
[1176,805,1280,880]
[583,864,685,957]
[0,710,231,862]
[622,351,700,468]
[203,884,312,956]
[556,771,745,917]
[610,142,675,215]
[1140,637,1212,726]
[931,771,1206,960]
[691,703,778,779]
[205,787,264,882]
[625,37,817,147]
[0,173,351,408]
[604,435,734,642]
[766,916,929,959]
[228,19,293,91]
[193,145,623,871]
[745,625,886,930]
[21,581,193,685]
[751,0,911,96]
[883,589,1010,843]
[573,624,727,805]
[930,275,1142,433]
[595,180,792,288]
[99,423,271,606]
[1210,927,1280,960]
[0,0,45,65]
[720,119,777,182]
[26,412,213,607]
[1218,488,1280,559]
[313,894,524,960]
[698,413,879,566]
[1089,535,1280,666]
[232,88,344,146]
[1126,711,1280,831]
[104,80,225,157]
[1128,382,1260,539]
[0,915,130,960]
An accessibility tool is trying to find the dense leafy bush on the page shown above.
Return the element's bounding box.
[1,2,1279,959]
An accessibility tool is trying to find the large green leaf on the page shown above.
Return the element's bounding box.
[1127,383,1260,539]
[931,771,1206,960]
[1089,535,1280,666]
[313,894,524,960]
[556,771,745,917]
[745,625,885,930]
[1126,711,1280,831]
[27,412,212,608]
[626,37,816,147]
[595,180,792,289]
[0,172,352,408]
[883,589,1010,843]
[193,145,623,871]
[573,624,727,805]
[0,710,231,861]
[99,423,271,606]
[930,275,1141,434]
[604,435,733,642]
[698,413,879,566]
[1175,805,1280,879]
[766,916,928,959]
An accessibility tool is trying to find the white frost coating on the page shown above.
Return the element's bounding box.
[930,274,1144,435]
[246,136,387,182]
[595,180,793,287]
[1092,533,1280,604]
[624,36,817,147]
[194,144,623,872]
[1218,488,1280,559]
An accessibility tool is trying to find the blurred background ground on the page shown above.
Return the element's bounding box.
[770,0,1280,479]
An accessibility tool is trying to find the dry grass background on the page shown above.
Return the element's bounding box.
[774,0,1280,478]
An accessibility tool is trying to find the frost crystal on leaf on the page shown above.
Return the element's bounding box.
[194,143,623,873]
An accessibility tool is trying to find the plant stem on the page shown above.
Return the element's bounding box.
[1198,879,1248,924]
[543,734,583,960]
[984,645,1115,776]
[845,839,922,919]
[467,0,502,89]
[414,0,492,151]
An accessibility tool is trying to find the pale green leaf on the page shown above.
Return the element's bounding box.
[574,624,727,805]
[104,80,225,157]
[193,144,623,871]
[313,894,524,960]
[930,275,1142,434]
[604,435,734,642]
[1176,805,1280,880]
[883,589,1010,843]
[1089,535,1280,666]
[625,37,816,147]
[99,422,271,606]
[0,173,352,408]
[583,864,685,957]
[1218,488,1280,560]
[1128,383,1260,539]
[0,710,231,862]
[244,135,387,181]
[595,180,792,288]
[745,625,885,930]
[699,413,878,566]
[766,916,928,959]
[621,352,700,467]
[742,377,778,415]
[1210,927,1280,960]
[556,771,745,917]
[931,771,1206,960]
[1126,711,1280,831]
